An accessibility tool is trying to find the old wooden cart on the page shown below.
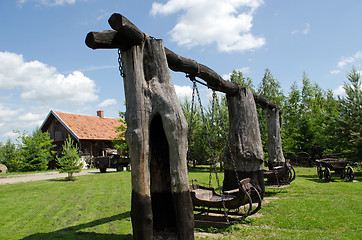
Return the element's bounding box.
[316,158,354,182]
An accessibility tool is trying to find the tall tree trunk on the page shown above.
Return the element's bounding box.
[223,88,265,198]
[267,108,285,169]
[122,38,194,240]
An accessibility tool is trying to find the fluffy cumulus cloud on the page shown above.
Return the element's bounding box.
[0,51,98,106]
[18,0,76,6]
[150,0,265,52]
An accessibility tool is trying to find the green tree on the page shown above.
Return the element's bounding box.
[112,111,128,156]
[57,136,82,180]
[258,68,285,107]
[229,70,255,90]
[17,128,55,172]
[182,97,208,166]
[337,67,362,161]
[0,139,21,172]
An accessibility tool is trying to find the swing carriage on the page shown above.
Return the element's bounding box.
[186,75,262,225]
[264,160,296,186]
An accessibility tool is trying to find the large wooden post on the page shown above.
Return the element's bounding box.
[223,88,265,197]
[122,38,194,239]
[267,108,285,169]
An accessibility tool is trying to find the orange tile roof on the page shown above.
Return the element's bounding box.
[55,111,124,140]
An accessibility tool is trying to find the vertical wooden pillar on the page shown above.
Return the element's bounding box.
[266,108,285,169]
[122,38,194,239]
[223,87,265,198]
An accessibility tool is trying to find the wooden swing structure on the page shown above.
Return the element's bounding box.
[186,76,262,225]
[85,12,288,238]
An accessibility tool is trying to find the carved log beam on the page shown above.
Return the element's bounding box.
[85,13,280,109]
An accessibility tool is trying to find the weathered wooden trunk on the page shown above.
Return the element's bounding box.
[267,108,285,169]
[122,38,194,239]
[223,88,265,197]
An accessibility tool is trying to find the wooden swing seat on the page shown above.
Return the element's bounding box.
[189,178,261,215]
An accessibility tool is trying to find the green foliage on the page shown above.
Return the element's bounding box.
[229,70,255,90]
[282,68,361,162]
[183,67,361,163]
[57,136,82,180]
[0,139,21,172]
[336,67,362,161]
[16,128,55,172]
[112,111,128,156]
[182,91,229,167]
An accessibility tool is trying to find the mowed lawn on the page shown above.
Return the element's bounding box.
[0,167,361,240]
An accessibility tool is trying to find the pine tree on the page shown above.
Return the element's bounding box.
[16,128,55,172]
[57,136,82,181]
[338,67,362,161]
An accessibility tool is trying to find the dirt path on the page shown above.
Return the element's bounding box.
[0,168,116,185]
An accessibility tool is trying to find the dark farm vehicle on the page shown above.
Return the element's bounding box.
[316,158,354,182]
[95,152,130,173]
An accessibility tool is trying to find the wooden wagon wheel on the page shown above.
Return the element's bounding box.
[346,167,354,182]
[324,167,331,182]
[317,166,323,179]
[289,165,296,182]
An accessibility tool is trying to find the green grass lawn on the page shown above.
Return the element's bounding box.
[0,167,360,240]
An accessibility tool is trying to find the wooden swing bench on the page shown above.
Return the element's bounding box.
[264,160,296,186]
[189,178,262,225]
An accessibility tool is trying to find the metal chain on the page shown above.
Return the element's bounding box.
[194,84,216,188]
[210,91,229,223]
[187,81,197,165]
[187,76,229,223]
[118,49,125,78]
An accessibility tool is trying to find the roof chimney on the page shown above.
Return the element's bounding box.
[97,110,104,118]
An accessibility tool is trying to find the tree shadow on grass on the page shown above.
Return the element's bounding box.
[21,212,132,240]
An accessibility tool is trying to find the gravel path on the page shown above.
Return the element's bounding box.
[0,168,116,185]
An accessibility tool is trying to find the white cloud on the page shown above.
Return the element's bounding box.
[291,23,310,35]
[97,98,117,108]
[174,85,193,100]
[302,23,310,34]
[150,0,265,52]
[0,104,23,122]
[330,69,341,75]
[331,51,362,75]
[18,0,76,6]
[0,51,98,106]
[333,85,345,96]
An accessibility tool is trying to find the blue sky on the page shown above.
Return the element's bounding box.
[1,0,361,143]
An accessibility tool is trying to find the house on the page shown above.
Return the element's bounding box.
[40,110,124,163]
